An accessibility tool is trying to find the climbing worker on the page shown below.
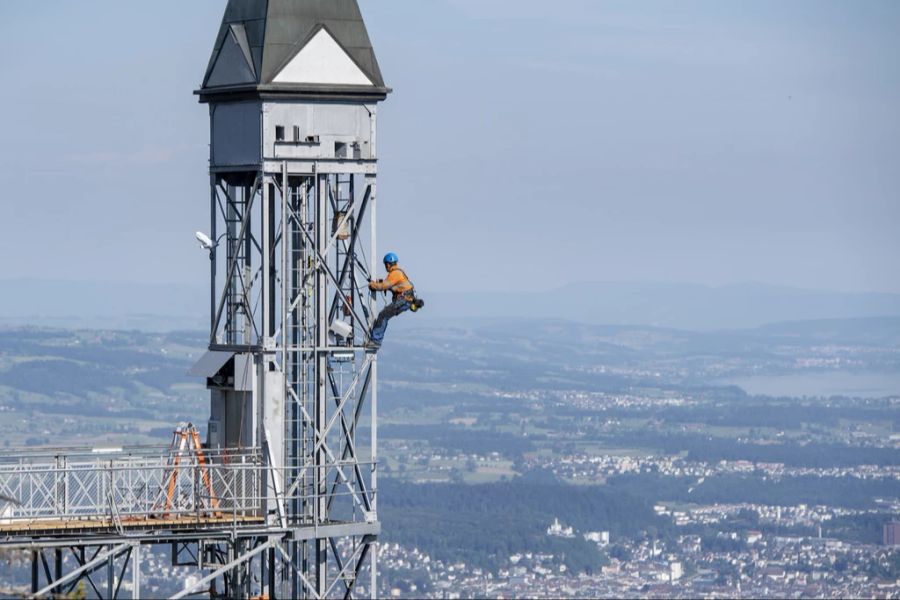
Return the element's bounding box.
[367,252,423,351]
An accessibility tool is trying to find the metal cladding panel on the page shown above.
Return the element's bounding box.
[211,101,262,167]
[225,390,254,448]
[206,28,257,88]
[264,102,371,136]
[233,353,254,392]
[209,389,226,422]
[263,101,373,160]
[189,350,234,377]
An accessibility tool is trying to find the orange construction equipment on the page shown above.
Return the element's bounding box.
[159,423,220,518]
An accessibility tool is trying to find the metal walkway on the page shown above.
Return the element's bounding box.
[0,445,263,538]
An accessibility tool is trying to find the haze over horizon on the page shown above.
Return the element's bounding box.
[2,277,900,333]
[0,0,898,294]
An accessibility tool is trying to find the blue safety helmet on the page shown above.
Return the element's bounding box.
[383,252,399,265]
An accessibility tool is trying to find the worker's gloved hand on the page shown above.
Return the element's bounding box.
[368,280,380,291]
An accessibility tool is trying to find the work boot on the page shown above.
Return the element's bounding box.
[364,342,381,354]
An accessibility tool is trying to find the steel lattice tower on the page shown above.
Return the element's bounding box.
[0,2,388,598]
[193,1,389,597]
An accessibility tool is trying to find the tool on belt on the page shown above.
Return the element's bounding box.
[372,268,426,313]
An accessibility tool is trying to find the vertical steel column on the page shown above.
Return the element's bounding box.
[279,164,290,600]
[244,541,252,598]
[54,549,62,586]
[132,543,141,600]
[107,547,114,599]
[243,182,254,344]
[315,172,329,597]
[227,539,238,599]
[260,545,267,600]
[210,175,218,340]
[264,179,276,344]
[370,106,380,600]
[369,174,379,600]
[268,546,276,600]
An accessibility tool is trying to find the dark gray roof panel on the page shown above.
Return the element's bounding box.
[202,0,268,87]
[206,28,257,87]
[223,0,269,23]
[231,24,256,77]
[259,0,384,86]
[200,0,387,97]
[189,351,234,378]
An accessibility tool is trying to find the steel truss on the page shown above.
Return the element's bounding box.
[197,163,382,599]
[18,528,378,600]
[206,163,381,598]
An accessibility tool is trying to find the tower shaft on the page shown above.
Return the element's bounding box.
[194,1,389,596]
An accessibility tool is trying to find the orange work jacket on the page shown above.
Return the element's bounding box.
[371,265,414,300]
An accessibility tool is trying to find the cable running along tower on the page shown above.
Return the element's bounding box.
[194,0,389,596]
[0,1,388,598]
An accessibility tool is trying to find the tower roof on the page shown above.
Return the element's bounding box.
[198,0,388,102]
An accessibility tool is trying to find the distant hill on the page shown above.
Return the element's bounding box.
[420,282,900,330]
[390,314,900,367]
[403,314,900,347]
[754,316,900,346]
[2,278,900,332]
[0,278,206,331]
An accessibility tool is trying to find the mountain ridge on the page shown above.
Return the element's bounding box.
[2,278,899,332]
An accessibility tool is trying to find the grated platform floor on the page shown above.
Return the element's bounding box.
[0,515,265,536]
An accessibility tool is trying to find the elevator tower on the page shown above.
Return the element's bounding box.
[194,0,389,596]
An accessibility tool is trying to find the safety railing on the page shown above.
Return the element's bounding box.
[0,447,263,527]
[0,447,378,532]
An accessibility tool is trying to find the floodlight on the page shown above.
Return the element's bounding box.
[196,231,217,250]
[329,320,353,339]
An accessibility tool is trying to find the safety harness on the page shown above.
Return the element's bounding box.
[385,268,425,312]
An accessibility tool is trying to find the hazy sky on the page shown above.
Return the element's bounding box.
[0,1,897,293]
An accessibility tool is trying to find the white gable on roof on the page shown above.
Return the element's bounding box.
[273,28,373,86]
[206,26,256,87]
